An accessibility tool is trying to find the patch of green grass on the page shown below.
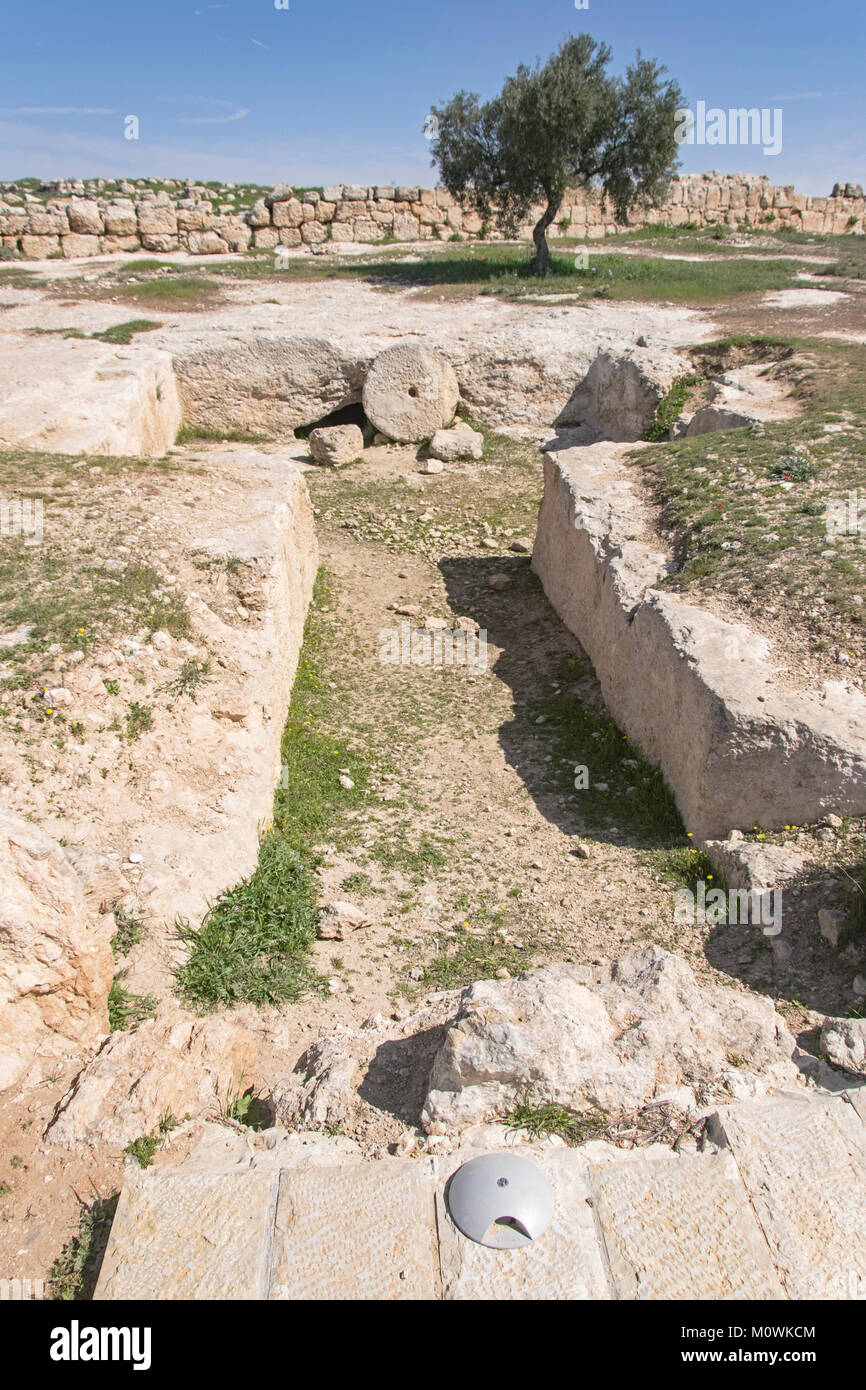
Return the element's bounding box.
[651,846,720,892]
[174,834,322,1010]
[645,373,703,442]
[47,1194,118,1300]
[174,572,370,1010]
[631,336,866,669]
[107,976,158,1032]
[372,832,450,878]
[419,917,531,992]
[91,318,161,345]
[504,1088,608,1145]
[122,258,174,273]
[111,905,143,956]
[124,1111,180,1168]
[191,237,810,303]
[0,446,190,678]
[125,700,152,740]
[174,423,272,445]
[160,659,212,703]
[117,274,219,311]
[340,870,372,895]
[532,655,684,843]
[0,267,45,288]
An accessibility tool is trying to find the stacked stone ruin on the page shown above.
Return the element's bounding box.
[0,171,864,260]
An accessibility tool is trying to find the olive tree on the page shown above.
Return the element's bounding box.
[429,35,683,275]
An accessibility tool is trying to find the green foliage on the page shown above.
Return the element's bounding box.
[770,453,819,482]
[430,35,683,271]
[111,905,143,957]
[504,1088,608,1145]
[174,835,321,1009]
[175,571,373,1011]
[646,372,702,441]
[125,700,153,740]
[160,659,212,703]
[220,1085,270,1130]
[91,319,161,345]
[107,976,158,1031]
[124,1111,180,1168]
[47,1195,118,1300]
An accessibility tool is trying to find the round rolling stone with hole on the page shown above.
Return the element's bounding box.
[362,344,459,443]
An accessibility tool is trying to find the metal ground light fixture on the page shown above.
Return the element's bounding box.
[445,1153,555,1250]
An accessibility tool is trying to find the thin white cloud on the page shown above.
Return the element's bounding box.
[178,105,249,125]
[771,91,851,101]
[165,97,250,125]
[3,106,117,116]
[251,39,269,49]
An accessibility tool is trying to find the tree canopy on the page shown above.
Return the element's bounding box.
[429,35,683,274]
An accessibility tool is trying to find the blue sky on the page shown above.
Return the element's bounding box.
[0,0,863,194]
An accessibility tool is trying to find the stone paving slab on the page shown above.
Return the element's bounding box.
[95,1170,278,1300]
[710,1093,866,1300]
[434,1147,611,1300]
[588,1150,785,1300]
[269,1161,439,1300]
[95,1096,864,1300]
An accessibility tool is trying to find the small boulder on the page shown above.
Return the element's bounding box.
[821,1016,866,1075]
[428,424,483,462]
[308,424,363,467]
[317,901,372,941]
[818,907,848,949]
[703,838,806,894]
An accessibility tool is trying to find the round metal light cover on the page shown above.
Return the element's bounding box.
[446,1153,555,1250]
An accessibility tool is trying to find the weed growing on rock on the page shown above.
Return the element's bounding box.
[47,1194,118,1300]
[107,977,158,1032]
[111,906,143,957]
[124,1111,180,1168]
[505,1089,608,1144]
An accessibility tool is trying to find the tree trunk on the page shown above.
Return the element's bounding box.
[530,200,560,276]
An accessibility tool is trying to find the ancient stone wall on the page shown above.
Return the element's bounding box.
[0,173,863,260]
